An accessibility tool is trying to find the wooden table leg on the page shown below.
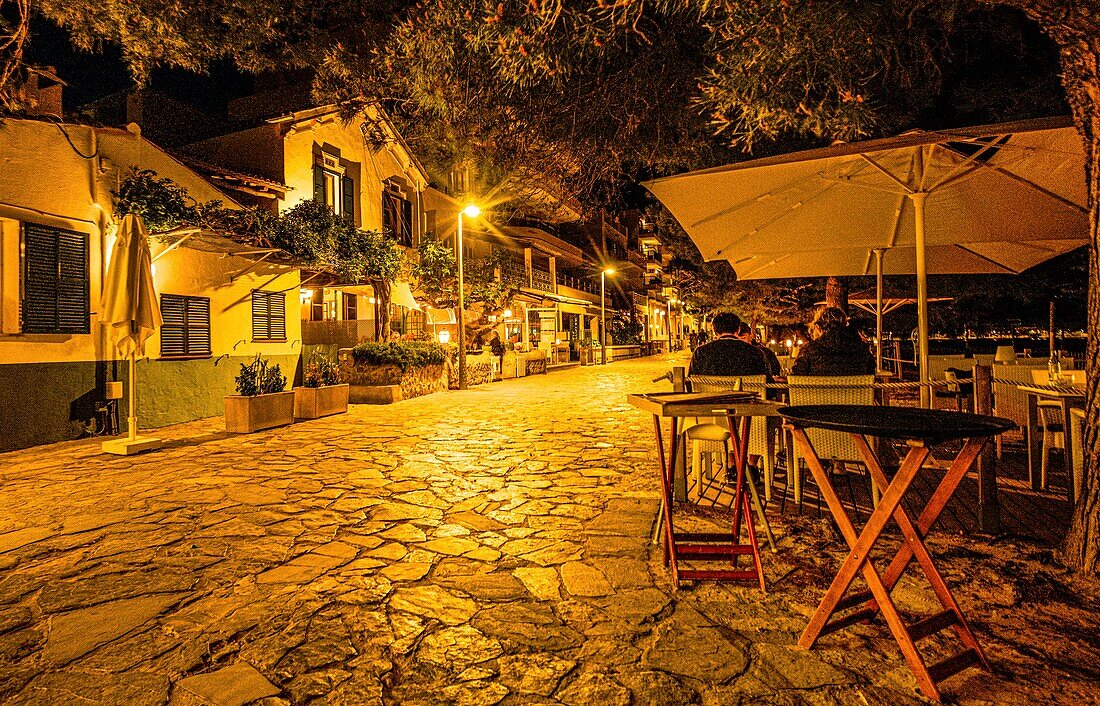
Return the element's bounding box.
[854,437,991,671]
[653,415,678,579]
[793,431,929,649]
[868,438,986,600]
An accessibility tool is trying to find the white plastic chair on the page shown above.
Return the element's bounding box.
[786,375,876,509]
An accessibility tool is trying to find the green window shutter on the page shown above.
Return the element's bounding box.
[160,294,210,356]
[341,176,355,222]
[21,224,89,334]
[313,164,325,202]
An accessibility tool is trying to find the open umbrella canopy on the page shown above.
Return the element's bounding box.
[645,116,1088,403]
[645,116,1087,274]
[101,214,161,358]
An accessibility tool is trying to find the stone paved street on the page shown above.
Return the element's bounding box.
[1,355,1098,705]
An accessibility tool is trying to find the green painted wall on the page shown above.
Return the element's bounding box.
[0,353,300,453]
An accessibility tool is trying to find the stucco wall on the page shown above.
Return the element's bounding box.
[280,111,427,238]
[0,119,304,450]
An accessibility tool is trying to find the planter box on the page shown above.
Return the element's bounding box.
[225,391,296,433]
[338,350,448,403]
[294,384,350,419]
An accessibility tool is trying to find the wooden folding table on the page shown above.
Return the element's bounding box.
[779,404,1014,701]
[628,391,783,590]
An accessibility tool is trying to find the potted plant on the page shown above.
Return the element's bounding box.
[225,356,295,432]
[295,354,349,419]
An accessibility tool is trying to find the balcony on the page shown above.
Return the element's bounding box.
[531,267,556,293]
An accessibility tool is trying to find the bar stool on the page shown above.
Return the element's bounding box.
[683,422,776,551]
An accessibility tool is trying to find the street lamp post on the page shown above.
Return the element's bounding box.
[456,204,480,390]
[600,267,615,365]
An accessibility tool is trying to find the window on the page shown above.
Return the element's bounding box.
[21,224,89,334]
[160,295,211,357]
[342,292,357,321]
[251,290,287,341]
[313,156,355,219]
[382,184,413,246]
[405,309,424,339]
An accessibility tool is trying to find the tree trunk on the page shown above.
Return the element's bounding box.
[825,276,849,313]
[373,278,392,341]
[1006,1,1100,574]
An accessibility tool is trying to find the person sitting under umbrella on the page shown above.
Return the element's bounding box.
[689,312,771,379]
[791,306,875,376]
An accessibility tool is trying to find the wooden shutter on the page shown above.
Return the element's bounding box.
[341,176,355,222]
[21,224,89,334]
[400,197,413,246]
[251,290,270,339]
[252,290,286,340]
[160,295,187,356]
[160,294,210,357]
[185,296,211,355]
[313,164,325,202]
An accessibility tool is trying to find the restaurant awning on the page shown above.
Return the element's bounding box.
[390,281,421,311]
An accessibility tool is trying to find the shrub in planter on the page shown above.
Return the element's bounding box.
[340,342,450,401]
[295,355,349,419]
[225,356,295,432]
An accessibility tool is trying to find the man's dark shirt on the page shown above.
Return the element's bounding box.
[688,335,771,378]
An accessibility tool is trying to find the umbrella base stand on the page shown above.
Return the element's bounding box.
[102,435,163,455]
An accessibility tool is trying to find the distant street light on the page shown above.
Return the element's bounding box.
[601,267,615,365]
[456,204,480,390]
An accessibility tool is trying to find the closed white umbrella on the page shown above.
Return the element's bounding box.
[101,213,164,455]
[645,116,1088,406]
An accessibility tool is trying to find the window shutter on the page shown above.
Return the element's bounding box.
[251,290,270,339]
[269,292,286,339]
[56,230,90,334]
[187,297,211,355]
[400,197,413,246]
[251,290,286,340]
[21,224,88,334]
[160,294,210,356]
[341,176,355,222]
[313,164,325,202]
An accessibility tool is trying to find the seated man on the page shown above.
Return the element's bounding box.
[689,312,770,379]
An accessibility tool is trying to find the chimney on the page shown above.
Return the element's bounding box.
[20,66,65,117]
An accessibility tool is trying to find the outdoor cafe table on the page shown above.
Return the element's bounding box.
[627,391,784,590]
[1021,383,1085,505]
[779,405,1014,701]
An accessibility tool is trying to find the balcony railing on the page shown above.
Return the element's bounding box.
[557,273,599,295]
[531,267,555,293]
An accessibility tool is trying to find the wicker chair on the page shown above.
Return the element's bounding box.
[786,375,876,511]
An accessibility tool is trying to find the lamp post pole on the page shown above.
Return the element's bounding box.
[600,268,614,365]
[456,204,480,390]
[457,211,467,390]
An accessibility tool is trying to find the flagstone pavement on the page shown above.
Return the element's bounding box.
[1,355,1098,705]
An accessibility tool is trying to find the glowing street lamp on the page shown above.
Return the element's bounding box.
[456,204,480,390]
[601,267,615,365]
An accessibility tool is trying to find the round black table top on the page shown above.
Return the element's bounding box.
[777,405,1016,444]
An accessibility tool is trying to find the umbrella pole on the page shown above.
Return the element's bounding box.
[912,192,931,408]
[128,351,138,441]
[874,248,884,373]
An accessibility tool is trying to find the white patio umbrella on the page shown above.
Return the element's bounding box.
[645,116,1088,405]
[101,213,164,455]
